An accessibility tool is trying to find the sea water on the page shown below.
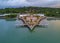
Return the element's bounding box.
[0,19,60,43]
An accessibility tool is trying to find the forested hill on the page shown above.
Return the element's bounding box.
[0,7,60,17]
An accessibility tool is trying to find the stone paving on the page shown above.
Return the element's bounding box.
[18,15,46,29]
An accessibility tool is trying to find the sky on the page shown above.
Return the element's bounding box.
[0,0,60,8]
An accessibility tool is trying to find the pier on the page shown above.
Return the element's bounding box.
[18,14,46,30]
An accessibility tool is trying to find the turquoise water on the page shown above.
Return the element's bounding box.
[0,19,60,43]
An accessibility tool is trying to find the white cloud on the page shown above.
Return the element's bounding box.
[0,0,60,8]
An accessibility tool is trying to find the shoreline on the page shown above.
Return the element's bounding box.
[0,14,60,20]
[47,17,60,20]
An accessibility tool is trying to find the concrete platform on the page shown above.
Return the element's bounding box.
[17,14,46,30]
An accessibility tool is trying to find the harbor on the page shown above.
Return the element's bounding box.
[0,0,60,43]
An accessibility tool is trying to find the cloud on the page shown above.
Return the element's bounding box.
[0,0,60,8]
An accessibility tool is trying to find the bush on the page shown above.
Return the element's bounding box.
[5,13,17,18]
